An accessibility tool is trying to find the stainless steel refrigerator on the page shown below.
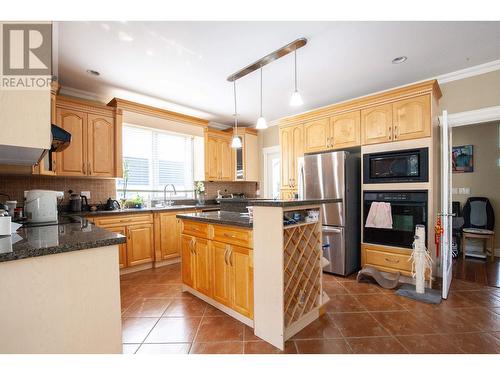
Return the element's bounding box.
[298,151,360,275]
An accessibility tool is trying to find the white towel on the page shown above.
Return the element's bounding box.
[365,202,393,229]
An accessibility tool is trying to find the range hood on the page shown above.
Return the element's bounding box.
[50,124,71,152]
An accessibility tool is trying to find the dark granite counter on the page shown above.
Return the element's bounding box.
[72,204,220,217]
[249,198,342,207]
[0,216,126,263]
[176,210,253,228]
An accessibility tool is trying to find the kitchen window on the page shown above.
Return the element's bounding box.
[117,124,195,202]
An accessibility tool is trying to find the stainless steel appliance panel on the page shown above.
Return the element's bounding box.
[322,226,345,274]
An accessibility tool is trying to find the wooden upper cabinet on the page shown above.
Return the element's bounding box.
[127,223,154,267]
[219,137,233,181]
[211,241,232,307]
[181,235,195,287]
[330,111,360,149]
[280,124,303,190]
[304,118,329,153]
[87,114,115,177]
[194,237,212,296]
[361,103,393,145]
[204,130,233,181]
[392,95,431,141]
[230,245,253,319]
[56,108,87,176]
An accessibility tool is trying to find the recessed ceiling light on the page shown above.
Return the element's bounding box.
[86,69,100,76]
[392,56,407,64]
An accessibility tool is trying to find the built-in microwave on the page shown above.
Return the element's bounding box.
[363,147,429,184]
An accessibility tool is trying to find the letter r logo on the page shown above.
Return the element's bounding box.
[2,23,52,75]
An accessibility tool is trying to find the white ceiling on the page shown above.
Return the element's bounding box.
[57,21,500,126]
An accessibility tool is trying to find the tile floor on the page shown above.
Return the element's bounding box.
[120,263,500,354]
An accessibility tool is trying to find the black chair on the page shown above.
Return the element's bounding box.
[461,197,496,261]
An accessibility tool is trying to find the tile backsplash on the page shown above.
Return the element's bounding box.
[203,181,259,199]
[0,175,117,206]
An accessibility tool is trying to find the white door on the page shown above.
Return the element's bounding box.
[441,110,453,299]
[263,147,281,199]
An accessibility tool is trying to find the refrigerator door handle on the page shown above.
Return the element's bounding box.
[322,226,343,233]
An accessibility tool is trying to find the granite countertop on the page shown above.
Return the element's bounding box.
[176,210,253,228]
[0,216,126,263]
[71,204,220,217]
[248,198,343,207]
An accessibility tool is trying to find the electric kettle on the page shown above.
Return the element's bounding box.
[24,190,64,223]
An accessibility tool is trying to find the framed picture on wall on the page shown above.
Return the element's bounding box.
[452,145,473,173]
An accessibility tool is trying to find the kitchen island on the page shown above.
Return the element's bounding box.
[177,198,340,350]
[0,217,126,353]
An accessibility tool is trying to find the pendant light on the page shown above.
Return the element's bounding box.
[231,80,242,149]
[255,68,268,129]
[290,50,303,107]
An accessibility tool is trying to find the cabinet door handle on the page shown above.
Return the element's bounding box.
[82,162,86,174]
[127,229,130,240]
[224,233,237,238]
[224,245,230,265]
[394,125,398,140]
[388,126,393,141]
[385,257,399,264]
[229,247,233,267]
[88,162,92,175]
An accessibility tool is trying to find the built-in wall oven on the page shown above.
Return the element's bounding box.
[363,191,428,249]
[363,147,429,184]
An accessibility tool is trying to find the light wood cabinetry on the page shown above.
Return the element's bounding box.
[125,224,154,266]
[154,210,196,261]
[205,129,233,181]
[52,96,122,178]
[228,128,259,181]
[361,103,393,145]
[180,221,254,319]
[90,213,154,269]
[361,95,431,145]
[392,95,431,141]
[331,111,361,149]
[279,124,303,191]
[304,118,329,153]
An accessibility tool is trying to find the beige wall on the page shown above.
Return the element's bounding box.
[452,122,500,249]
[258,126,280,197]
[440,70,500,113]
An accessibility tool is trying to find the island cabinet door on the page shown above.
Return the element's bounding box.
[127,224,154,266]
[194,238,212,296]
[181,235,195,287]
[211,241,232,307]
[230,246,254,319]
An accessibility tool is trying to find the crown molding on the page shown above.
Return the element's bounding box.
[59,86,105,103]
[436,59,500,84]
[440,105,500,127]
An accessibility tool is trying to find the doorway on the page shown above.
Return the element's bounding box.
[263,146,281,199]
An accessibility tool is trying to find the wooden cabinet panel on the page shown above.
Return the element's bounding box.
[158,212,182,260]
[304,118,329,153]
[212,225,252,248]
[279,125,303,189]
[361,104,393,145]
[361,244,414,277]
[93,214,153,227]
[219,137,233,181]
[280,189,296,200]
[56,108,87,176]
[87,114,115,177]
[194,238,211,296]
[102,225,127,268]
[127,224,154,266]
[205,136,219,180]
[181,235,195,287]
[230,246,253,319]
[331,111,360,149]
[182,220,209,238]
[211,241,232,306]
[392,95,431,141]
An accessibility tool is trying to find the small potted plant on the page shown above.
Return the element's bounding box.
[126,194,143,209]
[194,181,205,205]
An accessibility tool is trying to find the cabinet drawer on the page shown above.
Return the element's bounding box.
[212,225,253,248]
[93,214,153,227]
[363,246,412,273]
[182,220,209,238]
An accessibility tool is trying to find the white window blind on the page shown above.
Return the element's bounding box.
[117,124,194,198]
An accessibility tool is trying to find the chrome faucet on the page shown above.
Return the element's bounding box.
[163,184,177,207]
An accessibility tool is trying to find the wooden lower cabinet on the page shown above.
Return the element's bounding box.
[361,243,413,276]
[127,224,154,266]
[181,235,196,287]
[181,222,254,319]
[230,245,253,319]
[155,211,195,261]
[99,225,127,268]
